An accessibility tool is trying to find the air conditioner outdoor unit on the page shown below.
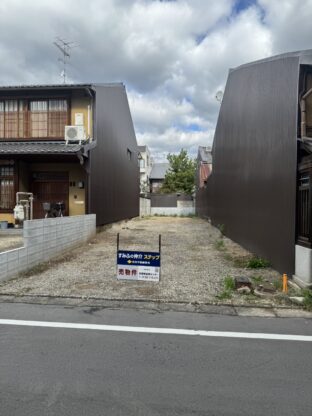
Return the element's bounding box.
[65,125,86,144]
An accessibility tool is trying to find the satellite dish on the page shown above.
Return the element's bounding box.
[215,90,223,103]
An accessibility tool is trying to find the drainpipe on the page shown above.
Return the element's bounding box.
[85,87,94,142]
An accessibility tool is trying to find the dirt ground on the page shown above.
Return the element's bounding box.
[0,234,23,253]
[0,216,285,305]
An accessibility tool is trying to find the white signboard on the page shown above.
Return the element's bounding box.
[117,250,160,282]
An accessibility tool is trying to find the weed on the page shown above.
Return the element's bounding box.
[223,252,233,262]
[246,256,270,269]
[214,239,225,251]
[272,278,283,291]
[252,275,265,284]
[224,276,235,291]
[302,289,312,311]
[217,223,225,236]
[232,256,250,268]
[216,290,232,300]
[216,276,235,300]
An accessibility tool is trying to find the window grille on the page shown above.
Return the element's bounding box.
[0,163,14,210]
[0,99,68,139]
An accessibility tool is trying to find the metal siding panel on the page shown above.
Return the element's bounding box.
[89,85,139,225]
[151,194,177,207]
[196,55,300,274]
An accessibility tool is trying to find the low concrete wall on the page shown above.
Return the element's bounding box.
[140,197,151,216]
[0,215,96,283]
[151,205,195,216]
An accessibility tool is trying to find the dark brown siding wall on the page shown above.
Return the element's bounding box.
[90,85,139,225]
[196,56,300,275]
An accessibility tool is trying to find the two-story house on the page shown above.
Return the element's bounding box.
[0,83,139,226]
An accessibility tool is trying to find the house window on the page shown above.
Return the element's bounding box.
[0,98,68,139]
[0,100,26,139]
[127,148,132,160]
[139,158,145,168]
[30,99,68,138]
[0,162,15,210]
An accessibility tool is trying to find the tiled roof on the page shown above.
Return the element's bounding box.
[0,141,84,155]
[0,83,123,91]
[150,163,170,179]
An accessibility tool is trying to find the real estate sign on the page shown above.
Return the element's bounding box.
[117,250,160,282]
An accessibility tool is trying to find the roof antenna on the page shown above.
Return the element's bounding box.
[53,37,77,84]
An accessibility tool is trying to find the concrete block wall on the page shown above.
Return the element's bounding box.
[140,197,151,216]
[0,215,96,283]
[150,206,195,216]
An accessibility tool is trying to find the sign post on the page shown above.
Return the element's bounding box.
[116,233,161,282]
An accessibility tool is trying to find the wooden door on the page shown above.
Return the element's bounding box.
[31,172,69,219]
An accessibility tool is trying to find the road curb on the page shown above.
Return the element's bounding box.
[0,293,311,318]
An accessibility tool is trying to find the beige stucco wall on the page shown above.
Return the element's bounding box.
[0,213,14,223]
[30,163,87,216]
[70,95,93,139]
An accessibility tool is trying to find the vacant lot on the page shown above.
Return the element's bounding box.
[0,234,23,253]
[0,216,281,304]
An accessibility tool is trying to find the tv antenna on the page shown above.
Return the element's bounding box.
[53,37,77,84]
[215,90,224,104]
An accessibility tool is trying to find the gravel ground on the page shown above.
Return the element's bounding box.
[0,235,23,253]
[0,216,285,305]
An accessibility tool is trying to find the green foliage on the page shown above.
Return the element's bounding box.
[252,275,265,284]
[302,289,312,311]
[214,239,225,251]
[217,224,225,236]
[246,256,270,269]
[224,276,235,291]
[216,276,235,300]
[160,149,196,195]
[216,290,232,300]
[273,278,283,291]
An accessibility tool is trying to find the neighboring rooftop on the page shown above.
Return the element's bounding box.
[150,162,170,180]
[0,83,123,92]
[198,146,212,163]
[138,145,147,152]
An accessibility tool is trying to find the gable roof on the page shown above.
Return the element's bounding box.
[150,162,170,180]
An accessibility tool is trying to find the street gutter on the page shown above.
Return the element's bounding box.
[0,293,311,318]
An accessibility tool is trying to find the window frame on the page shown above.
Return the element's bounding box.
[0,160,17,213]
[0,97,70,141]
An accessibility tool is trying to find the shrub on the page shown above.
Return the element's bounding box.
[246,256,270,269]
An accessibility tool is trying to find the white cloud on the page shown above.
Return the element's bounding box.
[0,0,310,160]
[259,0,312,53]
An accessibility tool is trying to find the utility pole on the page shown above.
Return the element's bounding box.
[53,37,77,84]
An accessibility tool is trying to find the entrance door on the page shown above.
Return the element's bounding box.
[31,172,69,219]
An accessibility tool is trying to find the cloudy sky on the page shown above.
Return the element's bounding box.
[0,0,311,160]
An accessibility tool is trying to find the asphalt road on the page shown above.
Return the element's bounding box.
[0,302,311,416]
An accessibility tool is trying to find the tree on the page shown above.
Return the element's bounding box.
[160,149,196,195]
